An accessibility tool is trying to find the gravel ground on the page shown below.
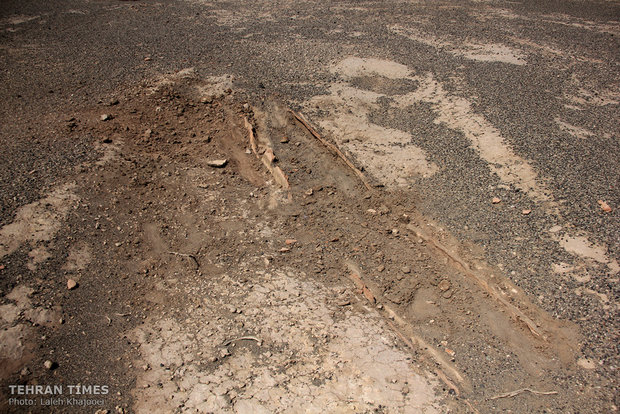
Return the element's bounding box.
[1,0,618,412]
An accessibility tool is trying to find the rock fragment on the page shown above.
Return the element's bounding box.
[598,200,612,212]
[207,159,228,168]
[263,148,276,163]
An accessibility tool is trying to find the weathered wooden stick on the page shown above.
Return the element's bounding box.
[289,110,373,191]
[489,388,558,400]
[406,223,544,339]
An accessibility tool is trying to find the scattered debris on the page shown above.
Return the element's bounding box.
[67,279,78,290]
[280,136,289,143]
[100,114,112,121]
[492,197,501,204]
[522,209,531,215]
[44,360,55,370]
[285,239,297,245]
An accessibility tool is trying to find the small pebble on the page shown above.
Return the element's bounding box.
[207,159,228,168]
[438,280,451,292]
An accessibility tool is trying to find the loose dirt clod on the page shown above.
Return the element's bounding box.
[67,279,77,290]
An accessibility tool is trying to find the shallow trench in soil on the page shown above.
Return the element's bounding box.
[0,72,605,413]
